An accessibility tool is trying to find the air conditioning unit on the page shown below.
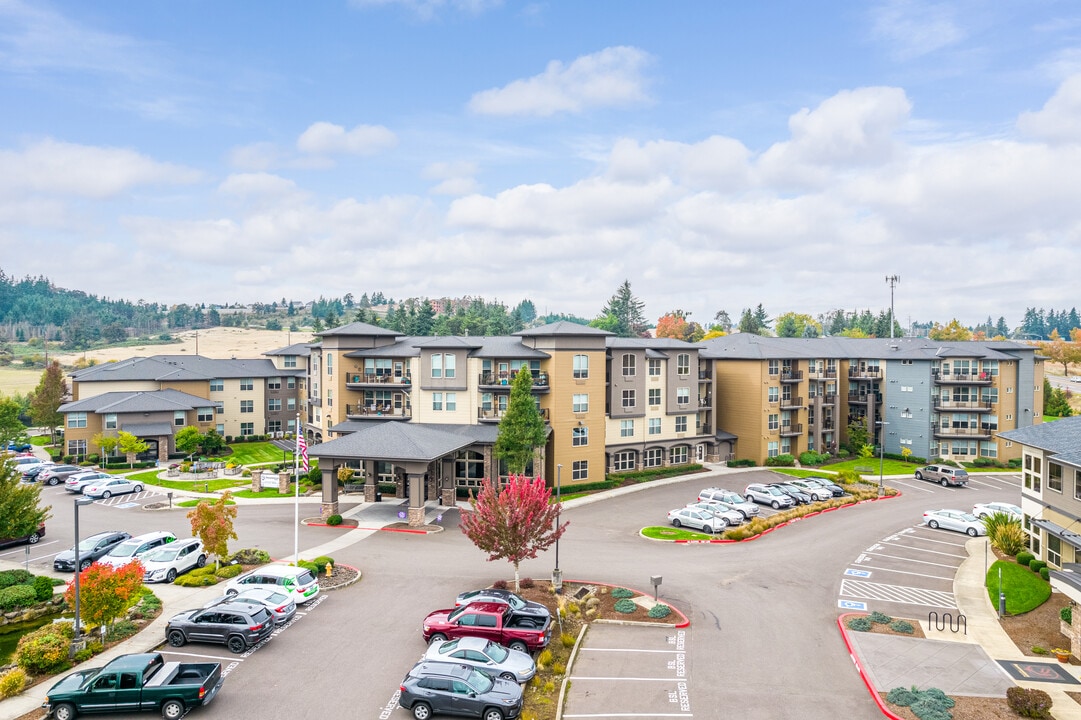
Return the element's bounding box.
[275,431,284,438]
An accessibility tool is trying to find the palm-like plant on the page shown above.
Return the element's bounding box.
[984,512,1026,556]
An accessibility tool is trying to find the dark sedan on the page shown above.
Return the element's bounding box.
[454,588,551,620]
[53,530,131,572]
[0,523,46,550]
[770,483,813,505]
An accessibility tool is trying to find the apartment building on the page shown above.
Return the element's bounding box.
[697,335,1041,465]
[59,354,305,461]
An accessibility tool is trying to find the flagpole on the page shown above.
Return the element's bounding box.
[293,412,300,563]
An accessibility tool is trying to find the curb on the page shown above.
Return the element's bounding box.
[321,563,362,591]
[837,613,905,720]
[555,622,589,720]
[567,578,690,628]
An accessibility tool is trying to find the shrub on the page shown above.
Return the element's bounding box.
[226,548,271,565]
[0,569,33,589]
[614,599,637,614]
[835,469,863,485]
[188,564,217,577]
[1041,567,1051,581]
[0,667,27,698]
[1062,606,1073,624]
[1006,687,1053,718]
[16,623,74,674]
[105,620,139,642]
[174,573,218,587]
[798,451,830,466]
[32,575,55,601]
[1008,457,1023,468]
[846,616,872,631]
[611,587,634,599]
[991,522,1027,556]
[887,686,917,706]
[909,698,952,720]
[1016,552,1035,567]
[561,633,576,648]
[492,579,509,590]
[519,577,535,589]
[1030,559,1048,574]
[214,564,244,579]
[726,458,756,468]
[1033,646,1048,655]
[868,611,893,624]
[296,560,321,577]
[537,649,553,668]
[0,585,39,611]
[551,662,565,675]
[325,514,342,526]
[889,620,915,634]
[648,604,672,619]
[542,680,555,693]
[73,647,94,663]
[313,556,334,570]
[765,453,795,467]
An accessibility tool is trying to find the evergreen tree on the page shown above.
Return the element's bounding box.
[994,316,1010,338]
[600,280,647,337]
[712,309,733,333]
[0,456,49,544]
[515,299,537,325]
[415,300,436,336]
[493,368,548,474]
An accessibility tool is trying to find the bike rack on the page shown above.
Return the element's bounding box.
[928,610,967,635]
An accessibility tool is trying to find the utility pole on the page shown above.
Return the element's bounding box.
[885,275,901,339]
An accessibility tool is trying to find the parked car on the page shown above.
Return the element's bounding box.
[204,588,297,625]
[20,463,54,483]
[1069,376,1081,383]
[398,660,524,720]
[53,531,132,572]
[684,501,744,526]
[914,465,969,487]
[225,563,320,605]
[802,476,846,497]
[98,531,176,569]
[7,456,47,476]
[769,483,813,505]
[36,464,82,486]
[142,537,207,583]
[697,488,759,519]
[65,470,112,494]
[744,483,796,509]
[454,589,551,620]
[6,441,33,453]
[972,502,1022,521]
[422,601,551,654]
[785,479,833,501]
[166,601,275,654]
[423,636,536,683]
[667,506,729,533]
[82,476,145,499]
[0,523,45,549]
[923,509,986,536]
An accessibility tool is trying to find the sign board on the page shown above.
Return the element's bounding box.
[260,471,280,489]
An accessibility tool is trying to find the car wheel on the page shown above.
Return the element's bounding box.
[771,501,781,509]
[412,702,432,720]
[915,472,924,480]
[166,569,177,583]
[671,518,682,528]
[702,525,713,534]
[428,633,448,644]
[196,554,207,568]
[161,699,185,720]
[225,588,238,597]
[102,491,111,499]
[483,709,505,720]
[499,672,516,681]
[133,484,143,492]
[508,640,528,654]
[940,479,949,487]
[167,630,186,647]
[53,703,77,720]
[80,559,91,571]
[746,495,755,503]
[928,520,939,530]
[27,532,40,544]
[227,635,247,654]
[967,527,979,537]
[48,477,59,486]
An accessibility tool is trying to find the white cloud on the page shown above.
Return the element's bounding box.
[349,0,502,21]
[468,46,651,117]
[218,173,300,199]
[227,142,283,171]
[607,136,751,192]
[869,0,966,60]
[296,122,398,156]
[1018,74,1081,144]
[423,161,480,196]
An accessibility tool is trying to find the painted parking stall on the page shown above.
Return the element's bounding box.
[563,623,692,718]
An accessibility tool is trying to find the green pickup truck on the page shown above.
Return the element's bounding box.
[43,651,224,720]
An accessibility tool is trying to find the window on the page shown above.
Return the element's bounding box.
[676,353,690,376]
[1050,463,1063,493]
[68,412,87,428]
[284,356,297,368]
[648,418,661,435]
[622,354,636,377]
[620,420,634,437]
[768,387,779,403]
[326,353,333,375]
[433,393,443,411]
[768,441,779,458]
[648,388,661,406]
[572,460,588,481]
[981,387,998,405]
[68,439,87,456]
[287,398,296,410]
[675,416,687,433]
[669,446,688,464]
[104,413,117,430]
[573,394,588,413]
[1075,469,1081,501]
[445,353,456,378]
[174,411,185,427]
[768,360,779,375]
[446,393,457,411]
[643,448,663,468]
[286,419,295,432]
[240,400,253,413]
[240,378,254,391]
[648,358,662,376]
[1046,534,1061,567]
[267,420,281,433]
[268,378,281,390]
[622,390,636,410]
[210,379,224,392]
[573,354,589,379]
[572,427,588,446]
[676,387,689,405]
[198,407,213,422]
[612,451,636,472]
[268,398,282,412]
[432,354,443,378]
[768,413,779,431]
[327,389,334,407]
[901,359,912,365]
[240,422,254,437]
[287,377,296,389]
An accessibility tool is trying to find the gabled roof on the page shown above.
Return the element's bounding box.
[70,355,296,382]
[696,333,1036,361]
[263,343,313,357]
[59,389,213,414]
[516,321,612,337]
[999,417,1081,468]
[309,422,478,462]
[317,321,401,337]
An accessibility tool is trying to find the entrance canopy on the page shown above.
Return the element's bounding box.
[310,422,494,463]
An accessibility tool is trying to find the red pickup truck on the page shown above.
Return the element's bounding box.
[422,601,551,654]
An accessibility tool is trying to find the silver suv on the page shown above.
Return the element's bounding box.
[697,488,759,519]
[914,464,969,487]
[744,483,796,509]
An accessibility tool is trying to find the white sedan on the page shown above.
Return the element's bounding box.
[667,507,729,533]
[923,509,987,537]
[685,501,744,526]
[82,477,144,499]
[972,502,1022,520]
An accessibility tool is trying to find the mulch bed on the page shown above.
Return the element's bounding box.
[881,693,1016,720]
[318,563,359,591]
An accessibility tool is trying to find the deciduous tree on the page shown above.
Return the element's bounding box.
[117,430,149,468]
[64,561,145,638]
[188,492,238,570]
[775,312,822,338]
[174,426,203,459]
[92,432,119,463]
[0,397,25,447]
[460,475,567,592]
[656,311,690,340]
[928,319,972,341]
[0,459,50,545]
[28,361,66,443]
[494,370,547,474]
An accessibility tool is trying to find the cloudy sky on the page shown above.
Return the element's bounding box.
[1,0,1079,330]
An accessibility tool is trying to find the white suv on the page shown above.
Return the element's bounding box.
[744,483,796,509]
[697,488,759,519]
[98,531,176,569]
[226,564,321,605]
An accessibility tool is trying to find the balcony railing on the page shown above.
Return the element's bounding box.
[345,373,411,387]
[780,422,803,437]
[933,399,992,412]
[932,370,992,385]
[780,370,803,383]
[847,392,881,405]
[698,395,712,408]
[478,407,551,423]
[478,371,550,390]
[933,426,992,439]
[780,396,803,409]
[699,370,711,380]
[848,368,882,379]
[345,404,412,420]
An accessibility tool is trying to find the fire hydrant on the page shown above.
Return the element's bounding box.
[325,562,333,577]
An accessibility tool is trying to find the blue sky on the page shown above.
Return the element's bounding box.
[1,0,1080,330]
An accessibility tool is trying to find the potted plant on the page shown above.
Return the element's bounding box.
[1053,648,1071,663]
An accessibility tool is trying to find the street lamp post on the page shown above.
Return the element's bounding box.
[552,464,562,594]
[72,496,94,650]
[876,420,889,497]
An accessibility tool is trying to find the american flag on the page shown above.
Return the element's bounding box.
[296,435,309,473]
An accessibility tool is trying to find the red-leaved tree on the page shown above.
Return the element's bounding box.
[188,492,238,570]
[64,561,146,638]
[459,474,568,592]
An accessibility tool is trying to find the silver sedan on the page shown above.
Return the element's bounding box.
[685,501,744,526]
[423,636,536,683]
[922,509,986,537]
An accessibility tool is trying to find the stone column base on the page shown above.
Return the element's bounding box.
[279,472,291,494]
[441,488,456,507]
[407,506,426,527]
[321,501,339,519]
[364,485,376,503]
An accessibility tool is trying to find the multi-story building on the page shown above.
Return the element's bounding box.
[58,354,305,462]
[698,335,1041,465]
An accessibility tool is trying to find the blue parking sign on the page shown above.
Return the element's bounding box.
[838,600,868,611]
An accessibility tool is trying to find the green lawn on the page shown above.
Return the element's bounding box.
[126,469,249,493]
[230,487,308,499]
[772,468,840,479]
[641,526,714,541]
[225,442,291,465]
[826,458,922,475]
[986,560,1052,615]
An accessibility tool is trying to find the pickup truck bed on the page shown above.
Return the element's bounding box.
[145,661,219,687]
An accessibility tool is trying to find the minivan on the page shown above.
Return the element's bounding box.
[225,564,321,604]
[914,465,969,487]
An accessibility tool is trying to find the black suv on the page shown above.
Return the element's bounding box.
[53,531,131,572]
[166,601,275,654]
[399,661,523,720]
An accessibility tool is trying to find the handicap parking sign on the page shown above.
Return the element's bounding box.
[838,600,868,611]
[844,569,871,578]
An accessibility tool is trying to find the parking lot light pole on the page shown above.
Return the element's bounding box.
[72,496,94,645]
[552,464,562,594]
[876,421,889,497]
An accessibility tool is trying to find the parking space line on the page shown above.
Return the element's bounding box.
[161,650,241,662]
[849,564,954,581]
[860,552,960,569]
[887,479,935,493]
[579,648,683,654]
[897,532,969,548]
[840,579,957,608]
[562,714,693,718]
[965,478,1003,489]
[568,677,684,681]
[873,541,966,559]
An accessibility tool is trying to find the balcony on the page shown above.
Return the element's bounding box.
[847,392,881,405]
[698,370,711,380]
[698,394,712,409]
[478,371,550,392]
[345,404,412,420]
[696,422,713,435]
[780,370,803,383]
[780,422,803,437]
[780,396,803,409]
[345,373,412,389]
[933,398,992,412]
[478,407,550,423]
[849,368,882,379]
[823,393,837,404]
[932,369,992,385]
[933,426,992,440]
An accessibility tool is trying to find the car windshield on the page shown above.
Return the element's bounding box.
[767,487,784,496]
[467,667,494,693]
[295,570,316,585]
[262,591,289,604]
[107,541,140,558]
[77,537,104,551]
[447,606,469,622]
[145,547,180,562]
[485,641,509,662]
[502,594,524,610]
